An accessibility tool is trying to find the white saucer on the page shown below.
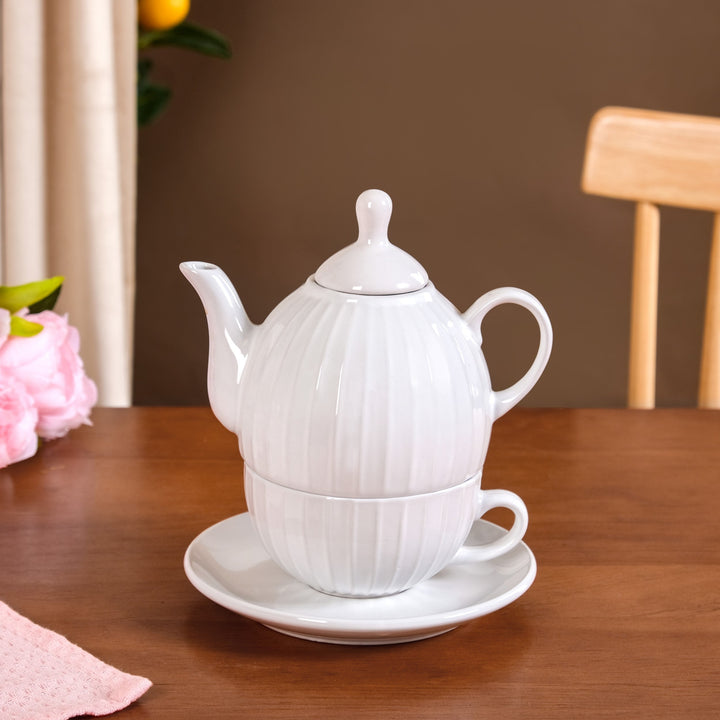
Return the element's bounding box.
[184,513,536,645]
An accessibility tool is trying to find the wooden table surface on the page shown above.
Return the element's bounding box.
[1,408,719,719]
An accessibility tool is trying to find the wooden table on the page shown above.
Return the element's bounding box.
[1,408,719,718]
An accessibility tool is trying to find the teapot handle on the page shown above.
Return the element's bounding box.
[463,287,553,421]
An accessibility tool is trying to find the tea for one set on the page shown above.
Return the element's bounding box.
[182,189,552,644]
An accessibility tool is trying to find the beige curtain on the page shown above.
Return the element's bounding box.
[0,0,136,407]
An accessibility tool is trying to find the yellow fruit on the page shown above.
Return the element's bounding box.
[138,0,190,31]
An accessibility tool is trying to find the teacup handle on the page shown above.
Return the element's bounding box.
[452,488,529,563]
[463,287,553,421]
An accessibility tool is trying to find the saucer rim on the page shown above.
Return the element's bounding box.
[184,512,536,641]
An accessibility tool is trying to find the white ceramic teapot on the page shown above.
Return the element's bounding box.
[181,189,552,499]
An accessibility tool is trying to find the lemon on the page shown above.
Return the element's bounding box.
[138,0,190,31]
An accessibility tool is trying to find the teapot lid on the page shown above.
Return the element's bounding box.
[314,189,429,295]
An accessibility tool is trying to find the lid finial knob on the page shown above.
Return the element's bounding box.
[356,189,392,245]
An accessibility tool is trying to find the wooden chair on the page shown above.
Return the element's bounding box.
[581,106,720,408]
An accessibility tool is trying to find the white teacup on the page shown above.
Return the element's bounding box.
[245,466,529,598]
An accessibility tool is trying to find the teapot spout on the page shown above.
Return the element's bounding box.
[180,261,254,434]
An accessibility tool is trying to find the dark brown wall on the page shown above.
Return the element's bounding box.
[135,0,720,407]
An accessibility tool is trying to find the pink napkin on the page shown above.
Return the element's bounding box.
[0,601,151,720]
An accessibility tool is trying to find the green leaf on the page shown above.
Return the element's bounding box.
[138,30,163,51]
[28,284,62,313]
[137,57,154,89]
[9,315,43,337]
[138,22,232,58]
[138,82,172,126]
[0,276,64,313]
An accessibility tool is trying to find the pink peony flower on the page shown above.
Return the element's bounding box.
[0,310,97,440]
[0,369,38,468]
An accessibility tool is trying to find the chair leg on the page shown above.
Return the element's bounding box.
[628,202,660,409]
[699,213,720,408]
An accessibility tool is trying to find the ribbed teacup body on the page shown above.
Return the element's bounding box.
[236,279,493,498]
[245,466,478,598]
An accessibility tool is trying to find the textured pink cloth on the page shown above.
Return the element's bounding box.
[0,601,151,719]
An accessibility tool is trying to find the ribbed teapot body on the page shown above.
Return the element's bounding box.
[235,279,494,498]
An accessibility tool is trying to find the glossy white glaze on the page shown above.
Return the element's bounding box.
[315,189,429,294]
[180,189,552,499]
[184,513,537,644]
[245,466,528,598]
[240,280,495,496]
[180,261,254,434]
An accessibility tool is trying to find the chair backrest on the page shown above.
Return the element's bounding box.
[581,106,720,408]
